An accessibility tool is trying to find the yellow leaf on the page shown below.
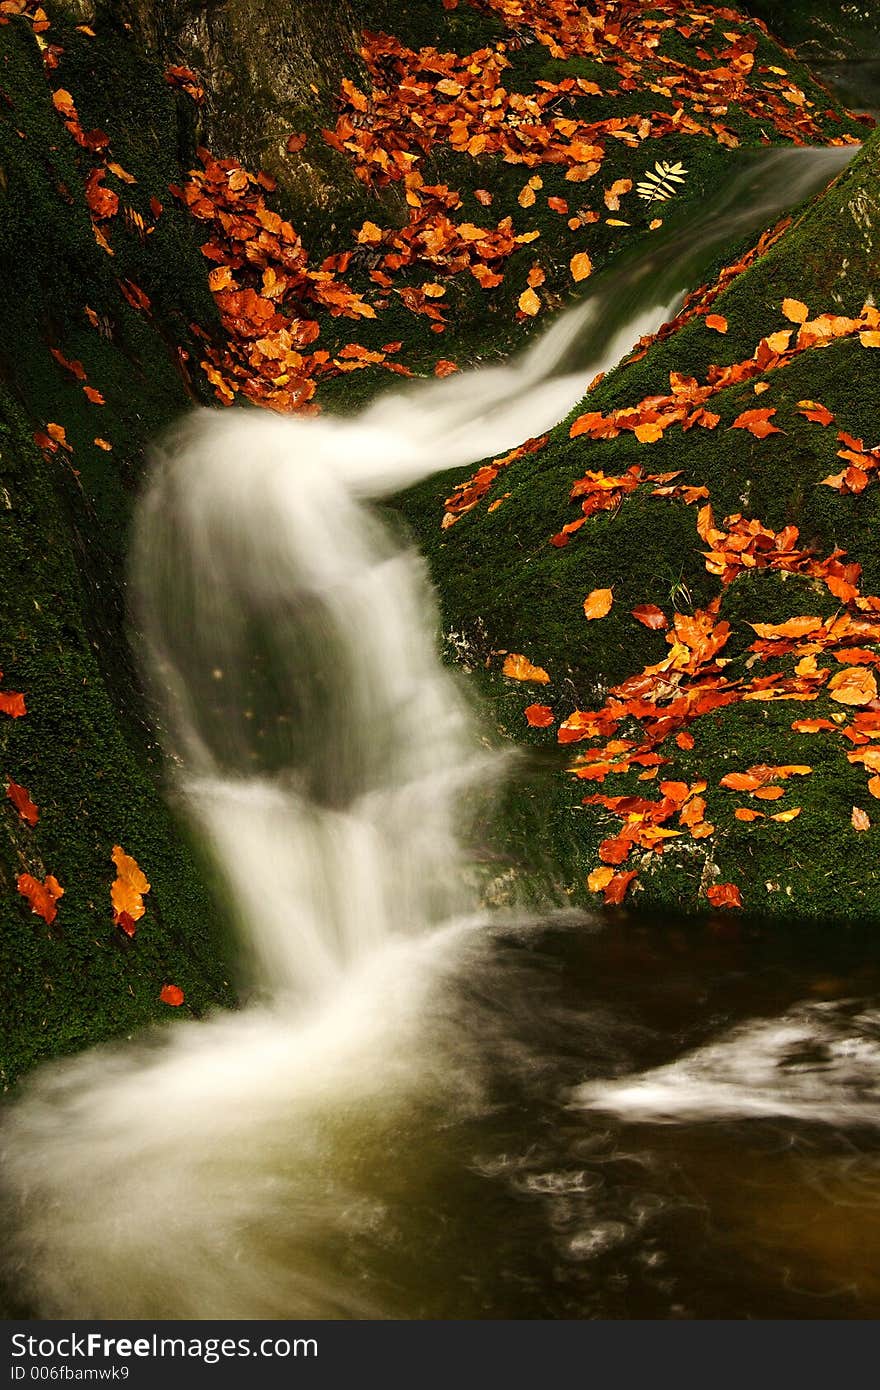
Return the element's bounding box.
[503,653,550,684]
[518,287,541,316]
[782,297,809,324]
[635,422,663,443]
[584,587,613,620]
[829,667,878,706]
[765,329,792,353]
[356,221,383,244]
[860,331,880,348]
[588,865,615,893]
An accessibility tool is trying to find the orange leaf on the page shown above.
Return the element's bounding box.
[356,221,382,245]
[734,808,764,822]
[720,772,761,792]
[503,653,550,684]
[869,776,880,800]
[860,331,880,348]
[604,869,637,905]
[797,401,834,426]
[525,703,554,727]
[782,298,809,324]
[6,779,38,826]
[583,587,613,620]
[570,251,593,283]
[852,806,871,831]
[705,314,727,334]
[631,604,668,630]
[753,786,784,801]
[518,287,541,317]
[634,422,663,443]
[160,984,185,1007]
[750,617,823,639]
[828,667,878,706]
[731,408,782,439]
[706,882,742,909]
[0,689,26,718]
[587,865,614,893]
[17,873,64,924]
[111,844,150,925]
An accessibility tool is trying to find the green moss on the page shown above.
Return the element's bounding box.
[0,0,874,1086]
[0,14,238,1085]
[393,132,880,925]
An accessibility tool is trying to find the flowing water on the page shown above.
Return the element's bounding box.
[3,146,878,1321]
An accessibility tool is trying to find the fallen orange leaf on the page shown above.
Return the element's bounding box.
[111,844,150,925]
[503,653,550,684]
[524,703,554,727]
[584,588,613,620]
[518,287,541,316]
[782,297,809,324]
[631,604,668,630]
[6,779,38,826]
[707,882,742,909]
[829,666,878,706]
[587,865,615,893]
[17,873,64,925]
[604,869,637,905]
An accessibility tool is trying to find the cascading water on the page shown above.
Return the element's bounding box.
[1,147,869,1322]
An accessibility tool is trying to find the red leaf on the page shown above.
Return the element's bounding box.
[524,703,554,727]
[6,779,38,826]
[706,882,742,909]
[631,603,668,630]
[603,870,637,905]
[0,689,26,717]
[160,983,185,1007]
[115,911,137,937]
[731,408,782,439]
[17,873,64,924]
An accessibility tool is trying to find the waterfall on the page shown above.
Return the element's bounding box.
[0,147,854,1320]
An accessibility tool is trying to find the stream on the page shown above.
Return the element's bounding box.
[2,146,878,1322]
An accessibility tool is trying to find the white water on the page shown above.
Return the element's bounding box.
[3,284,641,1321]
[0,148,859,1319]
[574,1000,880,1127]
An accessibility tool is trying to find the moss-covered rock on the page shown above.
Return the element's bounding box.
[0,0,875,1084]
[393,131,880,925]
[0,10,238,1085]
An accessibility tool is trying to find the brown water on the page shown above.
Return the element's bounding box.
[348,915,880,1319]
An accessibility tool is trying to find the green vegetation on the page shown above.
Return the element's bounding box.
[394,133,880,923]
[0,0,875,1083]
